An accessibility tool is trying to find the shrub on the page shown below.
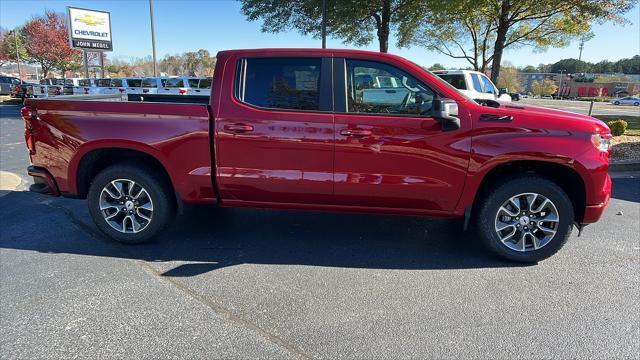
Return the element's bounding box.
[607,120,628,136]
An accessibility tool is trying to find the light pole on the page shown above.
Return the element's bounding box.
[13,30,22,82]
[149,0,158,76]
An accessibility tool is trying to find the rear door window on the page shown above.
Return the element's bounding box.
[198,78,212,88]
[470,74,484,93]
[188,79,200,88]
[238,57,321,111]
[110,79,123,87]
[97,79,111,87]
[437,74,467,90]
[142,78,158,87]
[165,78,184,87]
[127,79,142,87]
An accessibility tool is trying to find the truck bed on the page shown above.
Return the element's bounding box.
[23,96,215,204]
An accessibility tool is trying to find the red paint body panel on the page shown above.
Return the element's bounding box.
[24,48,611,224]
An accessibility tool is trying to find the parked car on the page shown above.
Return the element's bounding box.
[610,97,640,106]
[187,77,212,96]
[97,78,138,95]
[0,76,21,95]
[433,70,512,102]
[542,95,553,100]
[72,79,99,95]
[140,77,167,94]
[32,78,65,98]
[22,48,612,263]
[509,93,521,101]
[63,78,84,95]
[158,76,201,95]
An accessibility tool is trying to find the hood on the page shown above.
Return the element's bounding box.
[499,102,611,134]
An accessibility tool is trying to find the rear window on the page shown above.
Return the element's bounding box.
[110,79,123,87]
[165,78,184,87]
[437,74,467,90]
[238,57,321,111]
[53,79,65,85]
[198,78,212,88]
[96,79,111,87]
[127,79,142,87]
[78,79,92,86]
[142,78,158,87]
[188,79,200,88]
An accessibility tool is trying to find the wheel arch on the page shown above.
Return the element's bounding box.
[469,160,586,223]
[73,145,176,203]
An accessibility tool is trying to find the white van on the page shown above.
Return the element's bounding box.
[98,78,141,95]
[72,79,99,95]
[433,70,512,102]
[32,78,65,98]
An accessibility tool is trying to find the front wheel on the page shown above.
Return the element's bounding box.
[634,102,639,106]
[87,164,175,243]
[475,176,574,263]
[613,101,620,105]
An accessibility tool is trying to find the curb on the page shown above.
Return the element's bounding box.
[609,160,640,173]
[0,171,25,197]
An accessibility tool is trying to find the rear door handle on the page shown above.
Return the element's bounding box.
[224,123,254,133]
[340,129,372,137]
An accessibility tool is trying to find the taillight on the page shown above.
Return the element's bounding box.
[178,88,187,95]
[21,107,37,154]
[118,88,125,93]
[14,84,20,92]
[55,87,61,95]
[84,87,89,94]
[40,87,45,94]
[143,89,149,93]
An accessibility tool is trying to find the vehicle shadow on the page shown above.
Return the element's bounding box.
[611,177,640,203]
[0,191,527,277]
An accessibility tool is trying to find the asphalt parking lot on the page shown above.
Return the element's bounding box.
[1,102,639,359]
[520,98,640,117]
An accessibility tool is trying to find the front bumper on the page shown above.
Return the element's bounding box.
[27,166,60,196]
[581,173,611,224]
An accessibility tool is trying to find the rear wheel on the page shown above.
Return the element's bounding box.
[614,101,620,105]
[634,102,639,106]
[87,164,175,243]
[475,176,574,263]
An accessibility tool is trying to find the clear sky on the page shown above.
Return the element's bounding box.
[1,0,638,68]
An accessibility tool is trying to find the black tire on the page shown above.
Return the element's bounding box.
[634,102,639,106]
[614,101,620,105]
[87,164,175,244]
[475,176,574,263]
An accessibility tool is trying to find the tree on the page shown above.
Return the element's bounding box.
[23,11,80,78]
[520,65,538,73]
[531,79,558,96]
[550,58,591,74]
[497,65,521,92]
[412,0,635,82]
[429,63,445,71]
[0,29,28,65]
[240,0,426,53]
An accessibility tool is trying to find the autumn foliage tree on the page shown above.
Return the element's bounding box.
[23,11,80,78]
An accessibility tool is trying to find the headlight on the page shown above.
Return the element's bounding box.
[591,133,612,152]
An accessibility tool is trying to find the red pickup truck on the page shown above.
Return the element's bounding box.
[22,48,612,262]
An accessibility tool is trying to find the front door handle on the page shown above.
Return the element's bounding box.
[224,123,254,133]
[340,129,372,137]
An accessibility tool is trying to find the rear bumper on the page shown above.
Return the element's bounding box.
[27,166,60,196]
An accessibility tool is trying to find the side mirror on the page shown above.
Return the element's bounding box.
[431,98,460,131]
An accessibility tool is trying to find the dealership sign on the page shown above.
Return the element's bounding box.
[67,7,112,51]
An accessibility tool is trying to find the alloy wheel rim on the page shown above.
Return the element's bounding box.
[494,192,559,252]
[99,179,153,233]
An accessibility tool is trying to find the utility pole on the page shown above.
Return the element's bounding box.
[82,50,89,79]
[13,30,22,82]
[321,0,327,48]
[149,0,158,76]
[558,69,565,100]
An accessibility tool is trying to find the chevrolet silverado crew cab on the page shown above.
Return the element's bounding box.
[21,48,612,263]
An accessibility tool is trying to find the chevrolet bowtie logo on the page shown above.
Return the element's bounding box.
[74,15,105,26]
